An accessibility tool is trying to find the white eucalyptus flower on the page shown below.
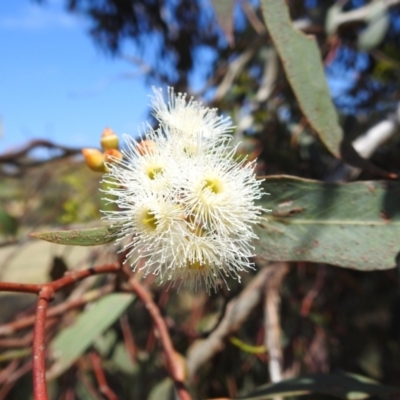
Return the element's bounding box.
[151,87,233,155]
[102,87,267,293]
[178,149,264,236]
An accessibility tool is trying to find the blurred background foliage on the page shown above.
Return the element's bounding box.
[1,0,400,399]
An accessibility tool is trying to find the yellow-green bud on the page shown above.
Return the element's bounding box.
[137,139,157,156]
[104,148,123,163]
[100,127,119,150]
[82,148,107,173]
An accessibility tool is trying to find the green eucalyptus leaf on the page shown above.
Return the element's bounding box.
[211,0,235,45]
[260,0,342,158]
[48,293,135,379]
[148,377,175,400]
[112,342,138,375]
[236,373,400,400]
[254,176,400,271]
[30,224,120,246]
[358,8,390,51]
[94,329,117,357]
[325,4,343,35]
[236,372,400,400]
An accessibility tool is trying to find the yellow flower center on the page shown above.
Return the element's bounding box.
[141,210,158,231]
[147,165,164,180]
[203,177,223,194]
[187,260,206,271]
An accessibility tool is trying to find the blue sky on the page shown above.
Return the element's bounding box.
[0,0,151,153]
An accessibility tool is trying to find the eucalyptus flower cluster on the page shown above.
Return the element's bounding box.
[102,87,266,292]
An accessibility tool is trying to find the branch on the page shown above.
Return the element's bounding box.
[0,263,120,295]
[0,261,190,399]
[127,276,191,400]
[33,286,54,400]
[0,263,122,400]
[120,314,138,363]
[0,139,82,177]
[89,352,118,400]
[0,359,19,385]
[230,48,279,147]
[264,263,289,383]
[122,54,171,86]
[77,369,103,400]
[0,360,32,400]
[0,284,114,336]
[0,332,33,348]
[239,0,266,35]
[326,0,400,35]
[300,267,326,317]
[327,103,400,182]
[186,263,284,379]
[213,35,266,102]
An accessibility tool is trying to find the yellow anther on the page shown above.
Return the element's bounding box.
[203,177,223,194]
[147,165,164,180]
[141,210,158,230]
[187,260,206,270]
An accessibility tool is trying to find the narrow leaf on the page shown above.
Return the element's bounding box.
[254,176,400,271]
[48,293,135,379]
[30,224,120,246]
[358,7,390,51]
[148,378,175,400]
[237,372,400,400]
[211,0,235,46]
[260,0,342,158]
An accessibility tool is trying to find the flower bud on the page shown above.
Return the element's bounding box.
[104,148,123,163]
[137,140,157,156]
[82,148,107,173]
[100,127,119,150]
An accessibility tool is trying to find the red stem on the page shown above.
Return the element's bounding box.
[128,278,191,400]
[120,314,138,362]
[0,284,114,337]
[0,360,32,400]
[300,266,325,317]
[51,264,120,291]
[0,262,191,399]
[32,286,54,400]
[0,282,42,294]
[0,263,120,295]
[0,263,121,400]
[89,352,118,400]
